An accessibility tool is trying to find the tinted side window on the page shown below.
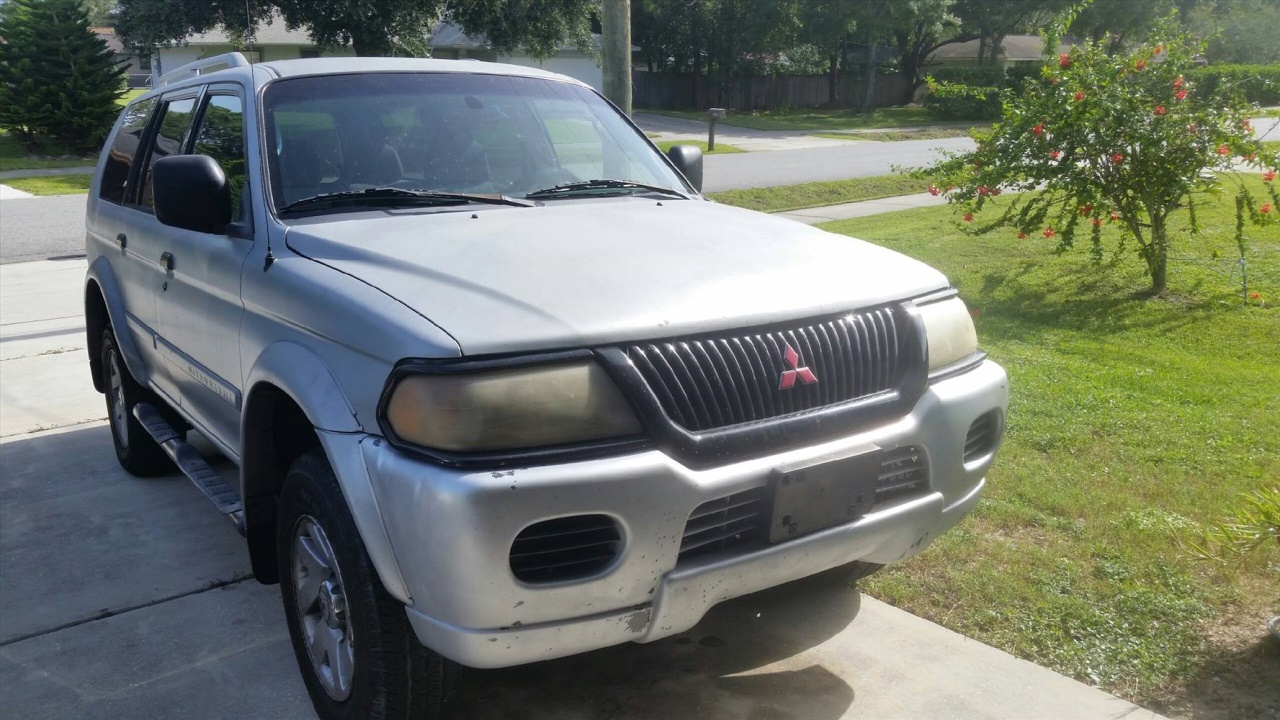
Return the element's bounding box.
[139,96,198,210]
[192,94,247,221]
[99,98,156,204]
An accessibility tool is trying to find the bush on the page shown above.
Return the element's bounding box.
[930,65,1008,88]
[924,81,1003,120]
[1187,65,1280,106]
[1004,63,1042,94]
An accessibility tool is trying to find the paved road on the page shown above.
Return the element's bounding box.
[0,193,87,264]
[0,258,1165,720]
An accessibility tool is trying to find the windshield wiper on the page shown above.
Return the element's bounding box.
[524,179,690,200]
[279,187,533,213]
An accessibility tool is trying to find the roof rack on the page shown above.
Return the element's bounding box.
[159,52,251,86]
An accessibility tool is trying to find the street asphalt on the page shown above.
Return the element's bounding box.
[0,251,1169,718]
[0,193,88,264]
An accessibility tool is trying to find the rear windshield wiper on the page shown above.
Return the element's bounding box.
[524,179,690,200]
[279,187,533,213]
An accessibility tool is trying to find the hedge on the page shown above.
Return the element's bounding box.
[1187,65,1280,106]
[929,65,1008,88]
[924,82,1003,120]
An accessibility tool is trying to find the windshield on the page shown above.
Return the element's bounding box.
[263,72,691,210]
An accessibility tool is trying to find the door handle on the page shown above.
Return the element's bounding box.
[115,233,127,248]
[159,251,174,271]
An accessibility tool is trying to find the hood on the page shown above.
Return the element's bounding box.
[285,199,948,356]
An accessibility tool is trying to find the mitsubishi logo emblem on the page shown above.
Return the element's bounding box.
[778,343,818,390]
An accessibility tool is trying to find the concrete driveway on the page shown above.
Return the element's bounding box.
[0,256,1167,720]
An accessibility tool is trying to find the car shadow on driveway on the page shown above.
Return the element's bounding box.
[449,567,862,720]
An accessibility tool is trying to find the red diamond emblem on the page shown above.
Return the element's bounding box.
[778,343,818,390]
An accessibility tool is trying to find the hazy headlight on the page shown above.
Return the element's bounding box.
[918,297,979,371]
[384,361,642,453]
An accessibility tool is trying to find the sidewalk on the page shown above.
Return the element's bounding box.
[774,192,949,225]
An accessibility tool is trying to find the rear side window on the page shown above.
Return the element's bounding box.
[138,96,198,210]
[192,94,247,222]
[99,98,156,205]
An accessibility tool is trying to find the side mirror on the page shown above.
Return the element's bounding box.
[666,145,704,194]
[153,154,232,233]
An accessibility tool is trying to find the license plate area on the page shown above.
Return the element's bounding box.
[769,447,882,543]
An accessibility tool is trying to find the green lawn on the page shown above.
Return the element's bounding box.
[655,139,743,155]
[811,128,971,142]
[2,174,92,195]
[710,174,925,213]
[649,106,964,132]
[118,88,147,106]
[825,176,1279,715]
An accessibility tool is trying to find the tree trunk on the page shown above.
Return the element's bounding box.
[1148,215,1169,293]
[862,40,878,110]
[827,52,839,104]
[978,37,987,65]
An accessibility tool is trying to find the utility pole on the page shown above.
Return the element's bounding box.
[601,0,632,116]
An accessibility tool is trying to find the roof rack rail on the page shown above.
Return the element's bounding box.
[159,52,250,86]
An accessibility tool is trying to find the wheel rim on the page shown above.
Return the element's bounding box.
[292,515,355,701]
[107,348,128,450]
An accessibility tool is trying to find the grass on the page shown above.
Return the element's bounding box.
[824,176,1279,715]
[1264,140,1279,154]
[2,174,91,195]
[654,139,743,155]
[118,88,146,106]
[709,174,925,213]
[810,128,971,142]
[649,106,962,132]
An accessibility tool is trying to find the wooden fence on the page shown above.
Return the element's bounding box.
[633,71,913,111]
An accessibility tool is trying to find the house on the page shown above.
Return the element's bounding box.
[429,23,604,91]
[92,27,151,88]
[151,15,353,81]
[928,34,1068,70]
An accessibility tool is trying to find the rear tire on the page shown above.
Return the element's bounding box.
[278,448,457,720]
[101,328,177,476]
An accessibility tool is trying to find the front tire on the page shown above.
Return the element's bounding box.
[278,448,456,720]
[101,328,176,476]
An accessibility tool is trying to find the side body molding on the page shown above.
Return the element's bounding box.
[241,341,411,603]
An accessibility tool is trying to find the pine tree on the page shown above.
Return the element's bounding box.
[0,0,125,153]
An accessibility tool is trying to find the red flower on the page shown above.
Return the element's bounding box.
[978,186,990,196]
[928,184,941,196]
[1243,118,1253,132]
[1059,53,1071,68]
[1050,150,1062,160]
[1263,169,1276,182]
[1079,204,1093,216]
[1189,122,1198,134]
[1134,59,1146,71]
[1154,105,1166,116]
[1217,144,1230,156]
[1153,45,1164,55]
[1262,203,1273,214]
[1017,232,1028,239]
[1172,75,1184,88]
[1032,123,1044,136]
[1110,211,1120,221]
[1175,89,1188,101]
[1111,152,1125,165]
[1251,292,1262,300]
[963,212,975,222]
[1074,90,1084,101]
[1092,217,1104,227]
[991,188,1002,196]
[1043,227,1056,238]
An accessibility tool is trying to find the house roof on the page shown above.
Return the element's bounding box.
[430,22,621,53]
[931,34,1067,62]
[92,27,125,54]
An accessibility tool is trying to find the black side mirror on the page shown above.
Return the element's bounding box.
[153,155,232,233]
[666,145,704,193]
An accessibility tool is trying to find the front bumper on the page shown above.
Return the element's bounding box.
[351,359,1007,668]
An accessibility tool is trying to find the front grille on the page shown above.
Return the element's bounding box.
[509,514,621,584]
[677,447,931,564]
[963,412,999,463]
[627,305,912,433]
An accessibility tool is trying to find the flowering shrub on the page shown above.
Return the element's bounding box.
[918,25,1278,293]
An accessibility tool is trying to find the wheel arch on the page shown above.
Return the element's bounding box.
[85,257,148,392]
[239,343,411,604]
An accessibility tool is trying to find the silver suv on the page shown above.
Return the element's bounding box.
[84,54,1008,718]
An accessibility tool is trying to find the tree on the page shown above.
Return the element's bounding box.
[796,0,860,103]
[115,0,596,59]
[954,0,1070,65]
[887,0,967,104]
[0,0,125,152]
[1189,0,1280,64]
[1069,0,1176,55]
[917,21,1278,294]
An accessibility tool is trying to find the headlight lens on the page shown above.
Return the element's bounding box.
[384,361,642,453]
[918,297,979,371]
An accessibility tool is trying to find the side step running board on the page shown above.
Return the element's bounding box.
[133,402,245,535]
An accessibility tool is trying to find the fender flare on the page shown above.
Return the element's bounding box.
[241,341,411,604]
[85,255,150,381]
